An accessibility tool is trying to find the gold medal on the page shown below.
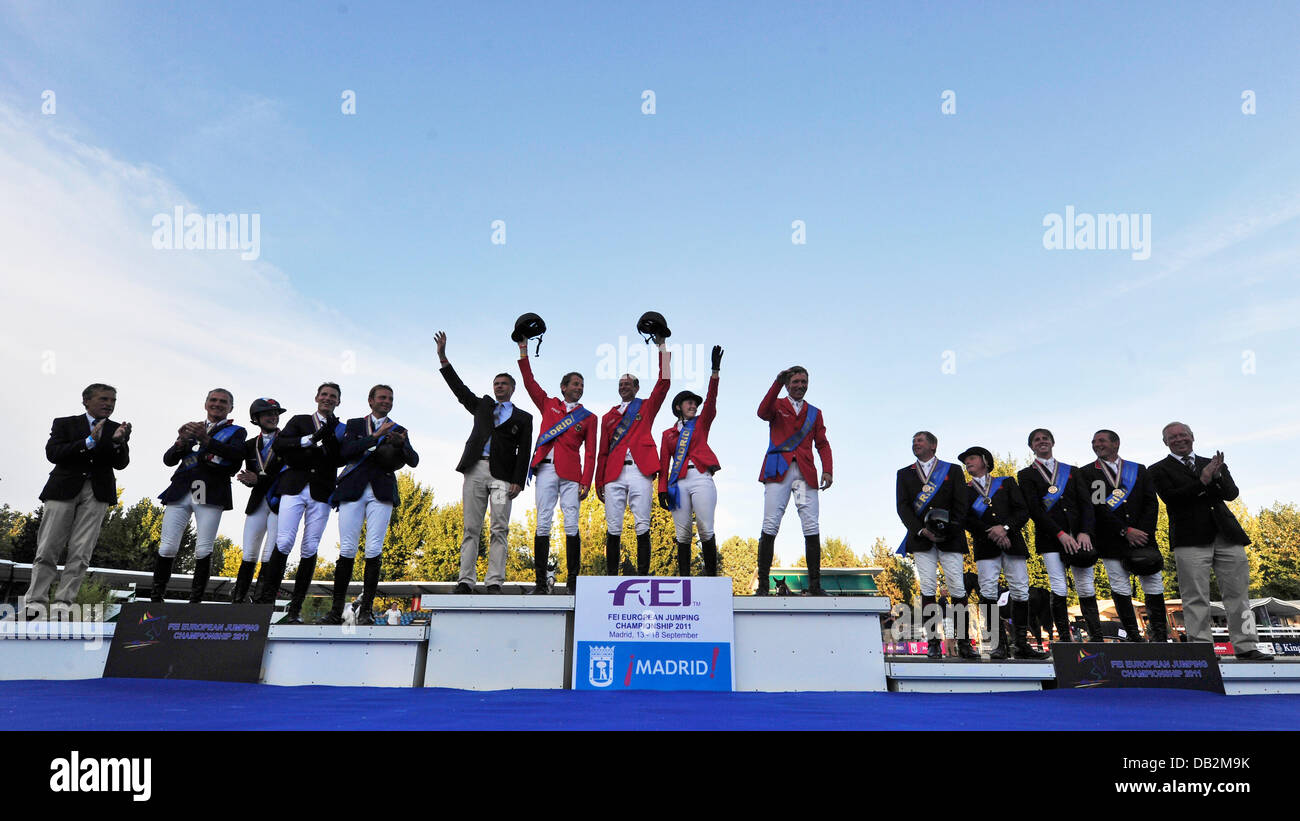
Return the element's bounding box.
[922,483,935,494]
[1047,484,1058,495]
[1111,488,1125,499]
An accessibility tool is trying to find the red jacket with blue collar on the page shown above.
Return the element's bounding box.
[518,355,596,486]
[756,377,832,484]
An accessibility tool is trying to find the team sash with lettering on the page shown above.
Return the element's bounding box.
[761,405,819,480]
[970,477,1005,517]
[1103,460,1140,511]
[896,460,952,555]
[664,420,696,511]
[607,398,644,454]
[529,406,594,481]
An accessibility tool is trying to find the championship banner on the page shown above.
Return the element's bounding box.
[572,576,734,692]
[103,603,271,683]
[1052,642,1225,694]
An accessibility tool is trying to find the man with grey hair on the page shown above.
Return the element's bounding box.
[24,384,131,618]
[1149,422,1271,660]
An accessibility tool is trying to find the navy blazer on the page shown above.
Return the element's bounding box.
[242,431,286,514]
[272,413,344,503]
[1017,462,1096,554]
[963,475,1030,560]
[1076,460,1159,559]
[896,460,969,554]
[1149,454,1250,548]
[158,419,247,510]
[332,417,419,505]
[440,364,533,487]
[39,415,130,504]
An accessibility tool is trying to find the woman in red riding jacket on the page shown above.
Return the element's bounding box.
[657,345,723,576]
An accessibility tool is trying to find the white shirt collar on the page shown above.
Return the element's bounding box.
[370,414,387,426]
[790,398,804,414]
[917,456,937,477]
[1036,456,1056,470]
[1103,458,1121,473]
[564,401,578,412]
[1171,451,1197,463]
[618,401,630,414]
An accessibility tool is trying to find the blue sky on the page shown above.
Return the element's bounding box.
[3,2,1300,564]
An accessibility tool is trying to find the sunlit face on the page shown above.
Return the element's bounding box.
[1030,431,1055,459]
[912,433,936,461]
[205,391,232,421]
[562,375,584,404]
[787,372,808,401]
[83,391,117,420]
[369,388,393,418]
[316,386,340,415]
[1164,424,1194,457]
[256,410,282,433]
[618,375,638,403]
[1092,432,1119,462]
[492,375,515,402]
[679,399,699,420]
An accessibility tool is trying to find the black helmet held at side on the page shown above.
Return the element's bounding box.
[636,311,671,340]
[671,389,704,420]
[249,397,285,422]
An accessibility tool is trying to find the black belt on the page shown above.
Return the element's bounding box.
[478,456,490,460]
[540,458,552,464]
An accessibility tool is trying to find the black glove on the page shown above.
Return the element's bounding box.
[711,345,723,371]
[658,492,671,509]
[311,417,336,443]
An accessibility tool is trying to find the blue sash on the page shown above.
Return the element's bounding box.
[529,406,594,481]
[1041,464,1072,512]
[265,463,289,510]
[336,418,403,486]
[1104,460,1140,511]
[664,420,696,511]
[970,477,1005,517]
[607,398,644,454]
[181,421,241,471]
[896,460,951,555]
[761,405,819,480]
[258,435,275,467]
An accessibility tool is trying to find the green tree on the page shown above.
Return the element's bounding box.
[867,536,916,606]
[717,536,758,595]
[1247,502,1300,598]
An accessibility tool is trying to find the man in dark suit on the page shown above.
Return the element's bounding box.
[959,446,1047,660]
[252,383,343,622]
[150,389,246,603]
[1150,422,1271,660]
[319,384,419,624]
[1017,427,1103,641]
[895,431,976,659]
[437,332,534,593]
[1076,429,1167,642]
[24,384,131,618]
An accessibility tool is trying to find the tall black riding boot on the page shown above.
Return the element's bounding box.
[1013,599,1050,659]
[1079,595,1104,641]
[231,560,257,604]
[676,541,692,577]
[252,549,288,604]
[700,537,718,577]
[605,533,621,576]
[356,556,380,625]
[1049,592,1072,643]
[188,556,212,604]
[635,532,651,575]
[527,535,550,594]
[986,600,1009,659]
[283,554,317,625]
[952,595,980,659]
[1145,593,1169,642]
[1113,593,1145,642]
[150,555,175,603]
[804,534,829,595]
[317,556,353,624]
[922,594,942,657]
[755,533,775,596]
[564,534,581,594]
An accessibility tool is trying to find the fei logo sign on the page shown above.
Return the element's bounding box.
[573,576,735,692]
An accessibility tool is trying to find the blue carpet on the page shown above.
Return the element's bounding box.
[2,679,1298,730]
